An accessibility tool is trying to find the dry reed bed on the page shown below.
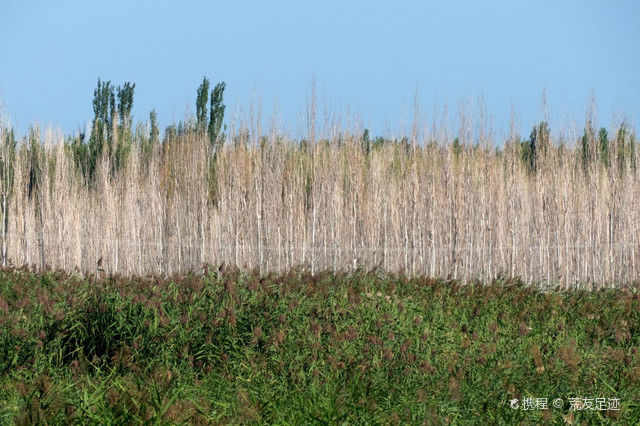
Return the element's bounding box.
[0,127,638,289]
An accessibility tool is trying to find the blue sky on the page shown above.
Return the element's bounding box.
[0,0,638,140]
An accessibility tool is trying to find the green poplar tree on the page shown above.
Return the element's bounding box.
[196,77,210,133]
[149,109,159,145]
[117,82,135,129]
[452,137,462,164]
[361,129,371,155]
[521,128,537,173]
[521,121,550,174]
[581,121,595,172]
[113,82,135,173]
[599,128,609,168]
[209,81,226,150]
[85,79,116,181]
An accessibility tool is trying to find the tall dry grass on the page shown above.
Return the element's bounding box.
[0,114,638,289]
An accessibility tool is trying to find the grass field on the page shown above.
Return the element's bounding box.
[0,267,638,424]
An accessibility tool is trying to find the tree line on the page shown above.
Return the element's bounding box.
[1,79,637,198]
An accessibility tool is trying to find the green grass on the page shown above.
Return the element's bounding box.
[0,267,638,424]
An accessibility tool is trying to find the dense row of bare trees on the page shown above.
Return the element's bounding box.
[0,113,638,288]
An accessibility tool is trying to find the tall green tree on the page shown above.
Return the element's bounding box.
[112,82,135,173]
[90,79,114,156]
[84,79,116,181]
[616,123,628,173]
[536,121,550,156]
[196,77,210,133]
[203,80,226,206]
[452,137,462,164]
[580,121,595,172]
[149,109,159,145]
[209,82,226,149]
[117,82,135,129]
[27,126,44,199]
[74,79,136,182]
[361,129,371,155]
[521,121,548,173]
[138,109,159,171]
[598,127,609,168]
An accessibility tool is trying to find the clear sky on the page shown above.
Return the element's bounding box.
[1,0,638,141]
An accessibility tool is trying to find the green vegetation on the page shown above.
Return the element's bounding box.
[196,77,210,134]
[209,81,226,151]
[0,268,638,424]
[520,121,549,173]
[195,76,227,150]
[616,122,636,174]
[361,128,371,155]
[65,76,226,184]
